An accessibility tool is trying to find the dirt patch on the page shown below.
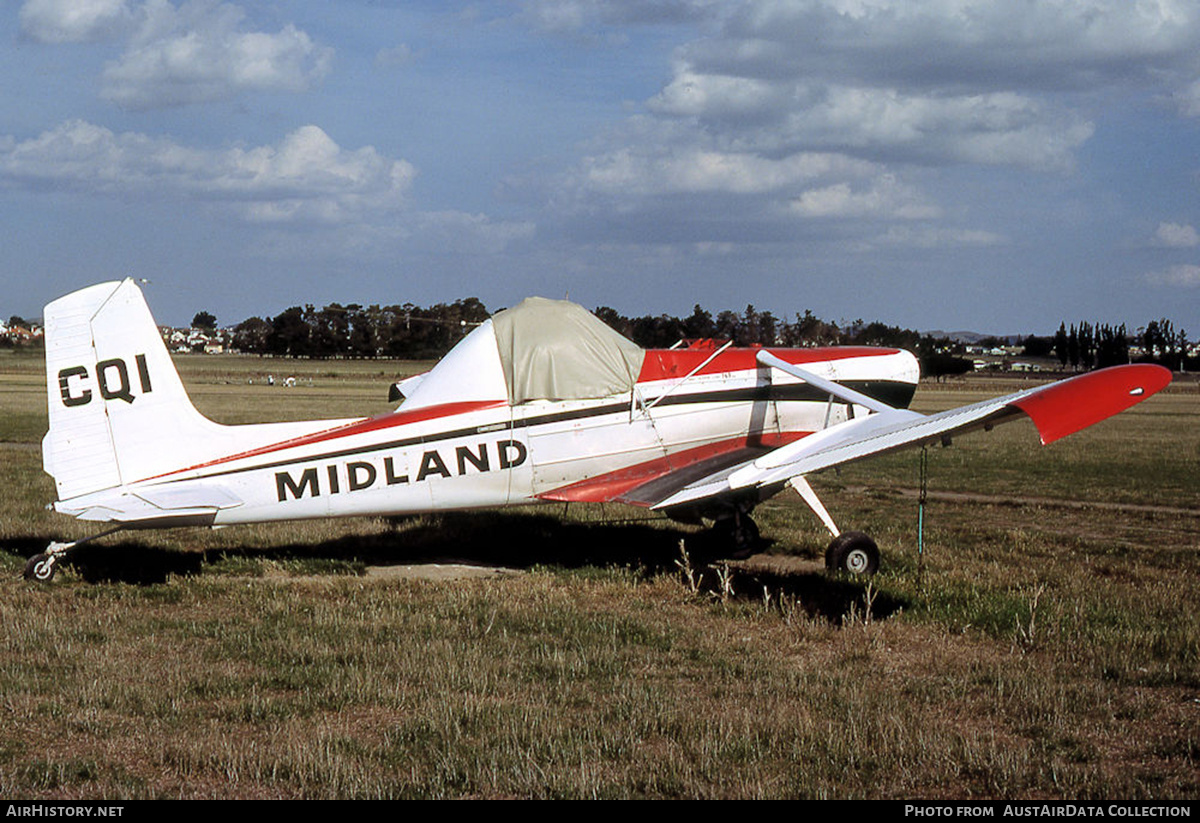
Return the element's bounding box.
[733,553,825,576]
[247,562,525,584]
[364,563,524,581]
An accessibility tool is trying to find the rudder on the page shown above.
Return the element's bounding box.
[42,279,224,501]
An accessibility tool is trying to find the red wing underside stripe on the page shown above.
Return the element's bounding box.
[536,433,808,507]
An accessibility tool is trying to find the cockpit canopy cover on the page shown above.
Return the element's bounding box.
[491,297,645,404]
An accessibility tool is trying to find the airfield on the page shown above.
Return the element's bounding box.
[1,349,1197,799]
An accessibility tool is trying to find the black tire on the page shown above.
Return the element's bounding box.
[825,531,879,576]
[23,553,57,582]
[714,514,760,559]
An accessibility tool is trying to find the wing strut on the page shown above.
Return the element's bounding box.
[788,476,839,538]
[756,349,897,413]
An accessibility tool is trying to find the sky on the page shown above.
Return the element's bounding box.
[3,0,1200,336]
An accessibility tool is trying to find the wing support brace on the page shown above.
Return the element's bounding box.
[788,476,839,538]
[756,350,896,413]
[758,350,890,538]
[761,349,896,538]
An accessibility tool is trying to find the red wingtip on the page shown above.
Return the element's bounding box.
[1010,364,1172,445]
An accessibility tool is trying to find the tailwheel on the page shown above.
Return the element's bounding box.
[23,540,73,582]
[24,552,59,582]
[825,531,879,576]
[22,530,124,583]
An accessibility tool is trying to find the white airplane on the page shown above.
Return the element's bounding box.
[27,278,1171,581]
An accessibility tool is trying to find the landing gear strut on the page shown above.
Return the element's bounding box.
[790,476,880,576]
[22,527,125,583]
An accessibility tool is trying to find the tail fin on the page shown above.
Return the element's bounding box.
[42,279,226,501]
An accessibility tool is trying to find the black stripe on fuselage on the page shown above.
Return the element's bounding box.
[148,379,914,485]
[651,380,916,410]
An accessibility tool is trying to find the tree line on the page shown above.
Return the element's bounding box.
[225,300,979,375]
[213,302,1188,373]
[1040,319,1191,371]
[5,296,1192,374]
[229,299,490,360]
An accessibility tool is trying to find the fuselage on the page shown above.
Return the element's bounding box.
[57,345,917,527]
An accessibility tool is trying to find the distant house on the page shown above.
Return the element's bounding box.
[159,324,231,354]
[5,324,42,343]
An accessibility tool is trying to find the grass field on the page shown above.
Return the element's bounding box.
[1,349,1197,799]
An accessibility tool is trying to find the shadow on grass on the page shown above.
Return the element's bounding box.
[1,535,206,585]
[3,513,685,585]
[3,512,906,623]
[722,565,907,625]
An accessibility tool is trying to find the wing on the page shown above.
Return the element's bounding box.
[647,355,1172,513]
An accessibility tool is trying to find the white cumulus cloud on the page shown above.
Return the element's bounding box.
[374,43,421,69]
[97,0,332,109]
[1154,221,1200,247]
[555,0,1197,249]
[1177,79,1200,116]
[788,174,940,219]
[582,147,876,196]
[630,0,1200,176]
[0,120,413,223]
[20,0,134,43]
[1146,264,1200,287]
[21,1,332,109]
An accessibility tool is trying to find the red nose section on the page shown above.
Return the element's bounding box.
[1010,364,1173,445]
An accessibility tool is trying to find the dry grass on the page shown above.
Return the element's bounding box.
[1,351,1197,798]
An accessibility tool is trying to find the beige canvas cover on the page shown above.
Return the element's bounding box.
[491,297,646,404]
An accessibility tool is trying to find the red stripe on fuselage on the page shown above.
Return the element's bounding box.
[637,346,899,384]
[139,399,508,483]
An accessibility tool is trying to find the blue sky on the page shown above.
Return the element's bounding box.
[3,0,1200,336]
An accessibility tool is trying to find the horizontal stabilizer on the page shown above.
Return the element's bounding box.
[54,481,243,526]
[133,484,243,512]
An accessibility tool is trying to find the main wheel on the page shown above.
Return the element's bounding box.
[23,553,57,582]
[714,514,760,559]
[825,531,879,576]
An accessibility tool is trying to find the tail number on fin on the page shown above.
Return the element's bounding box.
[58,354,153,407]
